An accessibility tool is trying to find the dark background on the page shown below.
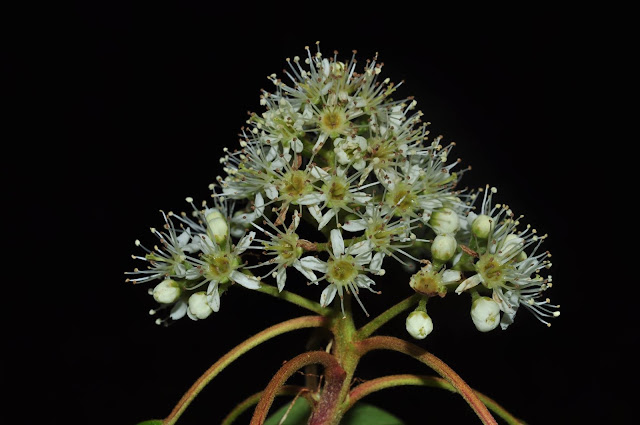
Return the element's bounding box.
[6,4,625,425]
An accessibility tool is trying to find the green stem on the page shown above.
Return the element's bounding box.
[346,374,526,425]
[256,284,332,316]
[357,294,421,339]
[356,336,498,425]
[163,316,327,425]
[221,385,313,425]
[250,351,346,425]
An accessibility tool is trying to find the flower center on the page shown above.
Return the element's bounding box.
[280,170,310,200]
[271,233,302,266]
[203,253,240,283]
[326,256,359,286]
[386,182,417,215]
[476,255,511,289]
[320,107,348,137]
[322,175,349,208]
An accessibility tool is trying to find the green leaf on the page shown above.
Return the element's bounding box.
[263,399,405,425]
[135,421,163,425]
[342,403,406,425]
[264,397,311,425]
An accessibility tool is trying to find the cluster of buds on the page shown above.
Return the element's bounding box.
[126,43,558,337]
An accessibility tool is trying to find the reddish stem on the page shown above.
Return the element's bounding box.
[250,351,346,425]
[356,336,498,425]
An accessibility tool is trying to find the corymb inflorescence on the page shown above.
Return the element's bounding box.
[126,42,558,336]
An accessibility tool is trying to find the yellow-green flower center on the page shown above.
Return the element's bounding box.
[322,175,349,208]
[265,233,303,266]
[202,253,240,283]
[326,256,359,286]
[320,107,348,137]
[386,182,417,215]
[476,255,512,289]
[279,170,312,201]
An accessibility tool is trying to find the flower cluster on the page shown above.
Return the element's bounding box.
[127,43,558,335]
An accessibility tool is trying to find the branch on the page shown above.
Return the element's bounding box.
[250,351,346,425]
[347,374,526,425]
[221,385,313,425]
[163,316,327,425]
[356,336,498,425]
[256,284,332,316]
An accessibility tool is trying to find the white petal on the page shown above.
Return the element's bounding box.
[330,229,345,257]
[169,299,188,320]
[313,133,328,152]
[299,256,328,273]
[265,184,279,200]
[310,164,329,179]
[370,252,385,272]
[455,274,484,294]
[254,193,264,217]
[206,283,221,312]
[276,267,287,292]
[297,193,325,205]
[320,284,337,307]
[230,270,261,289]
[342,219,367,232]
[354,251,372,266]
[308,204,324,222]
[235,231,255,255]
[292,138,303,153]
[442,269,461,284]
[349,239,373,257]
[350,192,371,204]
[318,209,336,230]
[353,159,366,171]
[292,260,318,282]
[355,274,377,290]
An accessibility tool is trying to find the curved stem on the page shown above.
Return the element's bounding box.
[250,351,346,425]
[357,294,421,339]
[347,374,525,425]
[256,284,332,316]
[356,336,498,425]
[163,316,327,425]
[221,385,313,425]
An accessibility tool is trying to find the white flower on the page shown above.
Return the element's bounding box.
[301,229,382,316]
[405,310,433,340]
[455,193,559,328]
[152,279,182,304]
[429,207,460,235]
[248,210,319,292]
[470,296,501,332]
[431,234,457,262]
[187,292,213,320]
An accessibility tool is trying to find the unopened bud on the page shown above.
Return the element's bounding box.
[472,214,493,239]
[470,296,501,332]
[152,279,182,304]
[406,310,434,340]
[188,292,213,320]
[429,208,460,235]
[206,209,228,244]
[431,234,457,262]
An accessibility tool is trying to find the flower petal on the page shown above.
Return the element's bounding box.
[299,256,328,273]
[370,252,385,272]
[235,231,255,255]
[320,284,337,307]
[455,274,483,294]
[230,270,261,289]
[318,209,336,230]
[292,260,318,282]
[297,193,325,205]
[206,282,221,312]
[169,299,188,320]
[442,269,461,284]
[342,219,367,232]
[276,267,287,292]
[330,229,345,257]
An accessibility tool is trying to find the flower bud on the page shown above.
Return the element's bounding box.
[152,279,182,304]
[471,214,493,239]
[431,234,457,262]
[188,292,213,320]
[470,296,501,332]
[406,310,434,340]
[206,209,228,244]
[429,208,460,235]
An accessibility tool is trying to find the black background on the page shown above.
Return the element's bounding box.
[6,4,626,425]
